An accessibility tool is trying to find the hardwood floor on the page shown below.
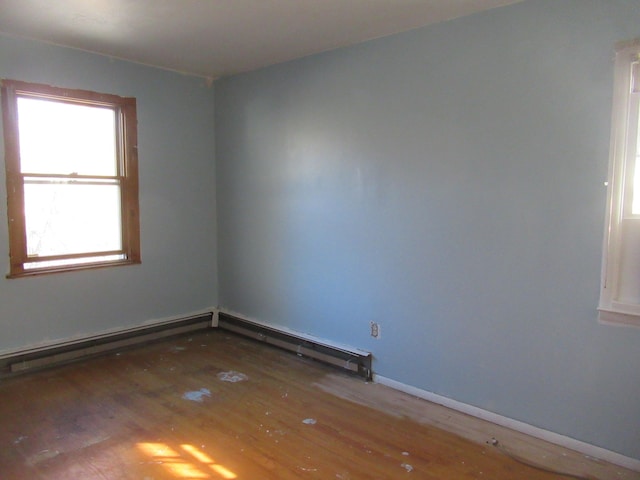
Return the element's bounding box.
[0,329,637,479]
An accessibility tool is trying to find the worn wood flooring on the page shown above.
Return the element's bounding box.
[0,329,637,479]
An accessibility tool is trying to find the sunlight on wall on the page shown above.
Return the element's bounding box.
[137,442,237,479]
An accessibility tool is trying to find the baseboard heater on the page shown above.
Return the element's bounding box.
[217,312,372,380]
[1,312,213,375]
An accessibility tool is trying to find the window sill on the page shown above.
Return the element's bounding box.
[6,258,141,279]
[598,306,640,328]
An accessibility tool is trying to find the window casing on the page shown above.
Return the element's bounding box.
[1,80,140,277]
[599,40,640,326]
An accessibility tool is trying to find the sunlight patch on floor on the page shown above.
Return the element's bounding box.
[137,442,237,479]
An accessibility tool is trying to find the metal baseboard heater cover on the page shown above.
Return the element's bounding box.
[218,312,372,380]
[2,312,213,375]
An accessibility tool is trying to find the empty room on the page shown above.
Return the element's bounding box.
[0,0,639,478]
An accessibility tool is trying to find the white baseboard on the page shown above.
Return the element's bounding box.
[374,374,640,472]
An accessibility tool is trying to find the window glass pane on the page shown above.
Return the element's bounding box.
[24,181,122,257]
[17,97,117,176]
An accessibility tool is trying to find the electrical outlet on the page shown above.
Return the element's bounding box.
[370,321,380,339]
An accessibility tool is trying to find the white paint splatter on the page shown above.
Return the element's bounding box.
[13,435,28,444]
[401,463,413,472]
[182,388,211,402]
[302,418,317,425]
[170,346,186,352]
[217,371,248,383]
[402,451,410,456]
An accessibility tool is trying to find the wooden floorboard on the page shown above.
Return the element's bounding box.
[0,329,637,479]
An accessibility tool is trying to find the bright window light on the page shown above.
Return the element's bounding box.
[632,115,640,214]
[17,97,117,176]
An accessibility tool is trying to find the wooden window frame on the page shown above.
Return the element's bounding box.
[1,79,141,278]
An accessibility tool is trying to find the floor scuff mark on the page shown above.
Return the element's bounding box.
[25,449,60,467]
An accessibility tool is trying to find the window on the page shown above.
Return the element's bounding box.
[1,80,140,277]
[599,40,640,326]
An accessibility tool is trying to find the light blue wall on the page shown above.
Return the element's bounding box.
[215,0,640,459]
[0,35,217,351]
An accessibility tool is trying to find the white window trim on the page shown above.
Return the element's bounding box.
[599,39,640,327]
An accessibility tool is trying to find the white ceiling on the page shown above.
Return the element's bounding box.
[0,0,522,79]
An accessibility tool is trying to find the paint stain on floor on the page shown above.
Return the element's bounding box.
[182,388,211,402]
[217,371,248,383]
[401,463,414,472]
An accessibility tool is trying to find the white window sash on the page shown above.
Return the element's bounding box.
[598,41,640,327]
